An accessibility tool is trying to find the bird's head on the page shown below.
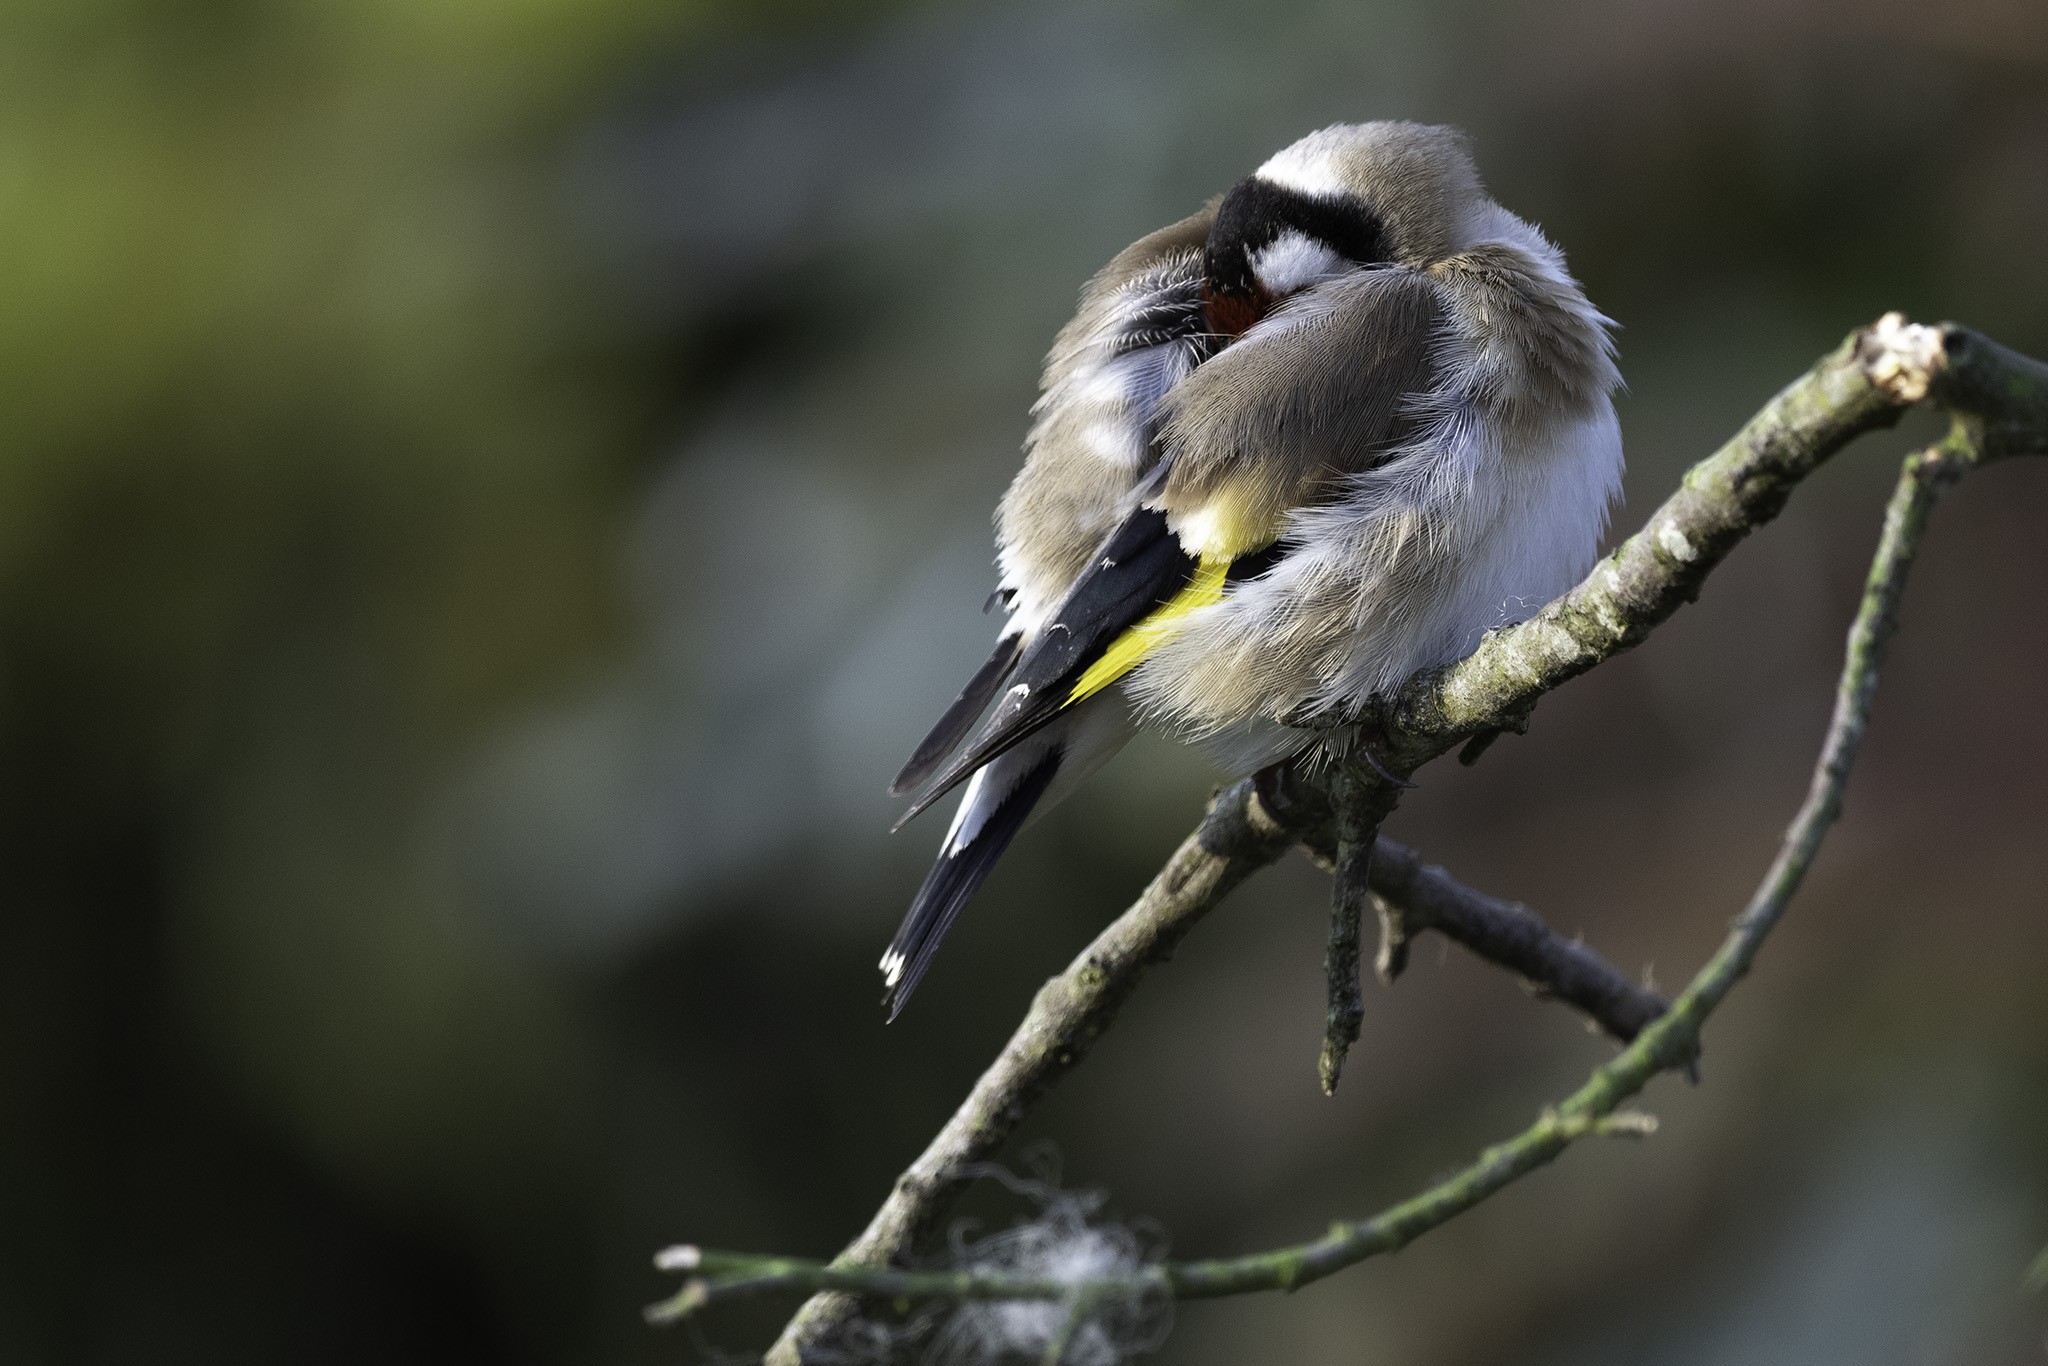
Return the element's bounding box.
[1202,121,1486,337]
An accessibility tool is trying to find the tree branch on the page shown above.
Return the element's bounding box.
[753,788,1662,1357]
[1319,760,1400,1094]
[1261,764,1674,1050]
[660,413,1985,1327]
[728,316,2047,1362]
[1363,836,1679,1053]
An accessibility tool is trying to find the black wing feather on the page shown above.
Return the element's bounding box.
[890,632,1025,796]
[882,749,1062,1020]
[892,506,1195,828]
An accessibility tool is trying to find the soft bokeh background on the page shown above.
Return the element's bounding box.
[4,0,2046,1362]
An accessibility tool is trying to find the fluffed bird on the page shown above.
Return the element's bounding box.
[881,121,1622,1017]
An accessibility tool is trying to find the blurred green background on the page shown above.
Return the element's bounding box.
[3,0,2045,1362]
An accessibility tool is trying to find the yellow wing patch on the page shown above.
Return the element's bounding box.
[1065,555,1230,706]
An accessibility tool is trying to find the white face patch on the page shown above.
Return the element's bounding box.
[1251,230,1348,296]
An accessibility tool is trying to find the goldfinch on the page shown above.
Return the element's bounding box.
[882,122,1622,1017]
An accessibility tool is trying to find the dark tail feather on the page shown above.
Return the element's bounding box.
[890,632,1023,797]
[892,508,1195,829]
[880,749,1062,1020]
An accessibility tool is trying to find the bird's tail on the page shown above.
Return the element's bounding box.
[879,744,1062,1021]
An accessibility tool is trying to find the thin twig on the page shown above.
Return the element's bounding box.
[1264,768,1674,1048]
[1320,821,1368,1095]
[1365,837,1679,1054]
[1321,762,1400,1095]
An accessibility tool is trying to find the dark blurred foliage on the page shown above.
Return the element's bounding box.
[1,0,2045,1362]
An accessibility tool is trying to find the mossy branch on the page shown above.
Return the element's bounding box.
[719,316,2047,1361]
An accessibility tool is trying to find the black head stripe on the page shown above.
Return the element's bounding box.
[1204,177,1386,293]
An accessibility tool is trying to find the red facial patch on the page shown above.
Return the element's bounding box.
[1202,282,1270,339]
